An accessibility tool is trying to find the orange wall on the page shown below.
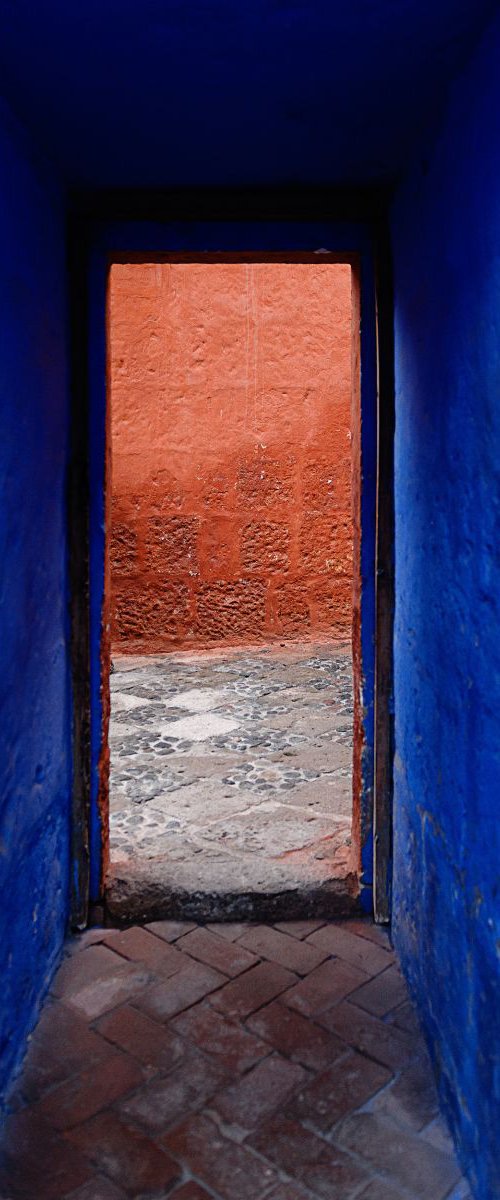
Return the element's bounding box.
[109,260,353,651]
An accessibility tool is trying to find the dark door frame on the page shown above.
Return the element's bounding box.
[67,190,394,928]
[373,228,395,923]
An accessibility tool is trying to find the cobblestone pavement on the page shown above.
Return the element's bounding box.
[1,919,470,1200]
[107,643,355,921]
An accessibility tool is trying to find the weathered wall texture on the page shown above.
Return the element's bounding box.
[109,261,353,651]
[0,101,70,1103]
[391,11,500,1198]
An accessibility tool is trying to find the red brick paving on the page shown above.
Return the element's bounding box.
[358,1181,415,1200]
[169,1184,213,1200]
[390,998,422,1036]
[265,1185,310,1200]
[50,944,132,1000]
[63,963,153,1022]
[102,925,188,972]
[283,957,367,1016]
[116,1050,229,1136]
[176,926,259,977]
[34,1051,146,1131]
[145,919,197,942]
[238,924,327,975]
[286,1051,391,1132]
[348,962,408,1017]
[171,1001,270,1073]
[1,919,468,1200]
[249,1113,371,1197]
[337,917,392,949]
[102,927,198,984]
[246,999,346,1071]
[66,1110,181,1193]
[371,1053,439,1131]
[96,1004,186,1071]
[163,1112,284,1198]
[134,960,225,1021]
[211,960,298,1018]
[317,997,415,1070]
[336,1111,461,1198]
[10,1004,116,1107]
[211,1052,309,1131]
[306,922,393,976]
[65,1179,127,1199]
[274,920,327,940]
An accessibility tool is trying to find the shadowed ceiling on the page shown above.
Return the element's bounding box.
[0,0,495,189]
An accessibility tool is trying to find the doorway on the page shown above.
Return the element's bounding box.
[70,221,383,929]
[103,256,362,922]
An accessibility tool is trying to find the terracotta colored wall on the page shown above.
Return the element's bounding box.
[109,260,353,651]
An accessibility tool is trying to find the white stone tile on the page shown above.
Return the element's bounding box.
[164,687,229,713]
[108,723,137,739]
[158,713,240,742]
[112,691,152,713]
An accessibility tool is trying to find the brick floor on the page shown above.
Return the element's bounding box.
[1,919,469,1199]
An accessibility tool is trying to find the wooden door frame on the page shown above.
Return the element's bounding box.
[67,191,393,927]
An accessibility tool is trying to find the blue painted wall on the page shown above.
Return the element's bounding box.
[391,13,500,1197]
[0,100,70,1103]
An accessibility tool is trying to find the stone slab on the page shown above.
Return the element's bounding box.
[164,688,230,712]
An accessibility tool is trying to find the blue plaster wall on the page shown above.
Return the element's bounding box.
[0,99,70,1104]
[391,13,500,1197]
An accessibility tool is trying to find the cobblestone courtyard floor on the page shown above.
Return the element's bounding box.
[1,919,469,1199]
[107,642,355,922]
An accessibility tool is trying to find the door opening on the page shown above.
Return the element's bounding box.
[102,255,364,923]
[68,219,384,931]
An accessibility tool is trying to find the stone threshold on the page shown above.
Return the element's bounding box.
[104,869,362,926]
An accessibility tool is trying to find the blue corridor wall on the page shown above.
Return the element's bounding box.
[391,12,500,1197]
[0,101,71,1102]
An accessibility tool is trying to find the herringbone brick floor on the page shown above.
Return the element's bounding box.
[1,920,470,1200]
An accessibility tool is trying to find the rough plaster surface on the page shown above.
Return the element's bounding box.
[107,641,355,922]
[391,11,500,1197]
[109,261,353,651]
[0,101,70,1104]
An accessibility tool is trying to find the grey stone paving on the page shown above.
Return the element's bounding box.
[107,642,355,922]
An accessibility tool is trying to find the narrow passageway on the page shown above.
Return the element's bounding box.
[2,3,500,1194]
[107,640,354,922]
[1,920,469,1199]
